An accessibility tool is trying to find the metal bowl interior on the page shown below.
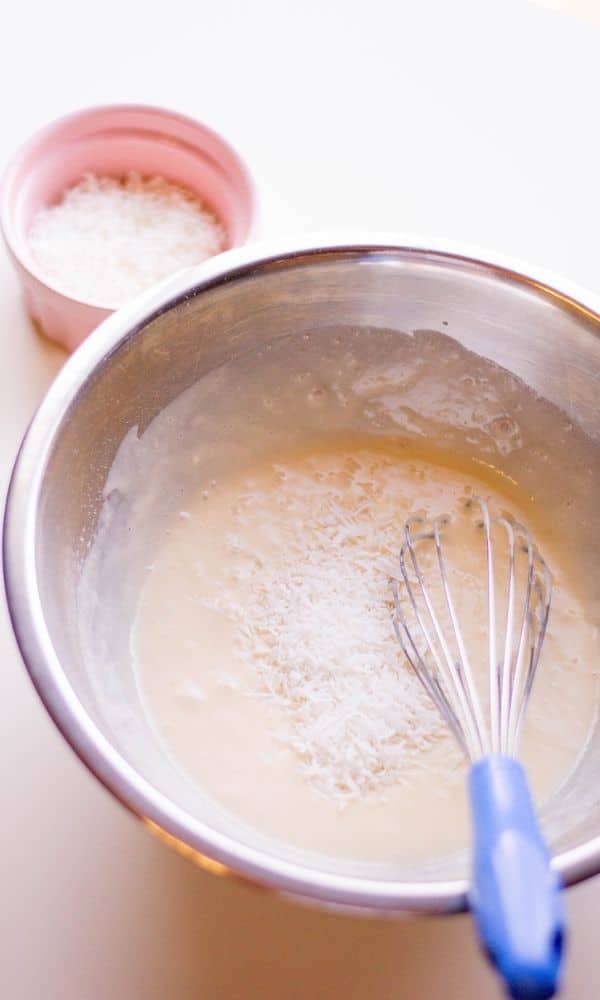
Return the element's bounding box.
[4,238,600,914]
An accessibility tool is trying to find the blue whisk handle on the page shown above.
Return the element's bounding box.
[469,755,564,1000]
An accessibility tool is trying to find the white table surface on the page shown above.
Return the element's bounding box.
[2,1,600,996]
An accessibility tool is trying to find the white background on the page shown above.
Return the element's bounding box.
[2,1,600,996]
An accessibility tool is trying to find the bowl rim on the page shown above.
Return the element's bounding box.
[4,233,600,914]
[0,101,258,312]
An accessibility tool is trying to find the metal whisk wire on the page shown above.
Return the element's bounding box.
[391,497,553,761]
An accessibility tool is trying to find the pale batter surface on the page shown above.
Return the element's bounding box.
[133,439,597,863]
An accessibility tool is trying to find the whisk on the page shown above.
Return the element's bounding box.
[391,498,564,1000]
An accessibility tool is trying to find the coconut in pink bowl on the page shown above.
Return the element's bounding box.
[0,104,256,351]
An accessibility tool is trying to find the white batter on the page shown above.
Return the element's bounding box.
[132,438,598,862]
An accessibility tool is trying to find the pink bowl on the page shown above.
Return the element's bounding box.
[0,104,256,352]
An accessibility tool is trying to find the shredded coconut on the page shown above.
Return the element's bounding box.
[205,454,444,800]
[28,172,225,308]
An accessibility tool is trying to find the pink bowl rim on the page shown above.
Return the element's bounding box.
[0,102,258,312]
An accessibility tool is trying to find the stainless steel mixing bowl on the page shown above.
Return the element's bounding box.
[4,237,600,914]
